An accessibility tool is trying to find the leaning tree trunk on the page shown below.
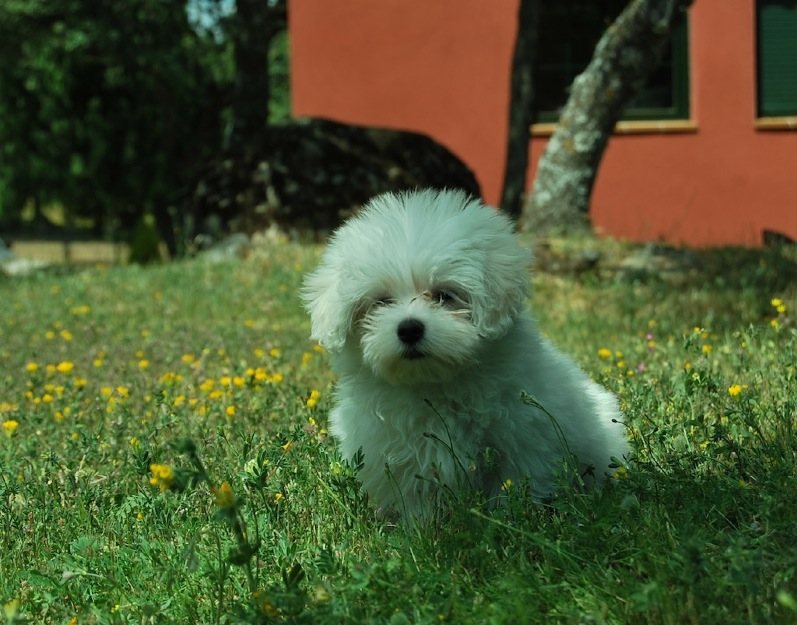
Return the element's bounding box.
[521,0,694,233]
[499,0,540,219]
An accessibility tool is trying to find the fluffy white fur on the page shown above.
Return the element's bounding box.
[302,189,628,520]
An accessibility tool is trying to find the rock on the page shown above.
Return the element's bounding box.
[200,232,251,263]
[1,238,50,277]
[0,238,14,263]
[763,229,796,247]
[1,257,51,277]
[184,117,481,240]
[617,243,701,282]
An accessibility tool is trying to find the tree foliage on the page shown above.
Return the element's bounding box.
[0,0,235,243]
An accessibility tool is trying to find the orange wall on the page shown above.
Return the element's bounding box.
[290,0,797,246]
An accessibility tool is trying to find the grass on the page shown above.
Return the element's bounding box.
[0,237,796,624]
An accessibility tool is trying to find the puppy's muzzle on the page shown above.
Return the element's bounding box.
[397,318,426,359]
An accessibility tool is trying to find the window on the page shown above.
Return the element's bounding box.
[534,1,690,122]
[757,0,797,117]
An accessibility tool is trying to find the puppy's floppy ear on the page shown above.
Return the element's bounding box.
[301,263,354,351]
[471,267,529,340]
[469,229,532,340]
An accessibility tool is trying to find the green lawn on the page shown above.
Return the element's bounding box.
[1,239,795,624]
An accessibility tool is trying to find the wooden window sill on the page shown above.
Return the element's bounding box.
[530,119,698,137]
[755,117,797,131]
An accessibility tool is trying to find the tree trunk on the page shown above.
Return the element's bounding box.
[229,0,286,148]
[521,0,694,234]
[499,0,540,219]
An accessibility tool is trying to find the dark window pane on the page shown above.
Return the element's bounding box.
[757,0,797,116]
[535,0,688,120]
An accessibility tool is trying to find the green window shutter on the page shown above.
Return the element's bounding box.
[757,0,797,117]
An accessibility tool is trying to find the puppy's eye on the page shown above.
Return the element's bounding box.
[432,291,457,306]
[373,296,395,307]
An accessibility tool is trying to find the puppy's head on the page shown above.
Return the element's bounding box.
[301,189,531,384]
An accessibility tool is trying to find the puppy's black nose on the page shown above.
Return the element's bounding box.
[397,318,425,345]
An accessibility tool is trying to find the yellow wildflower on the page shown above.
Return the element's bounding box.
[269,348,281,358]
[25,362,39,373]
[4,600,20,621]
[226,405,236,417]
[597,348,612,360]
[771,297,786,314]
[306,389,320,408]
[60,330,73,341]
[149,464,175,491]
[728,384,742,397]
[138,359,150,370]
[3,420,19,437]
[282,441,293,453]
[56,361,74,374]
[212,481,236,508]
[702,344,713,355]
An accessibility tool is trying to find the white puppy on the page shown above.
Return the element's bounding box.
[303,189,628,520]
